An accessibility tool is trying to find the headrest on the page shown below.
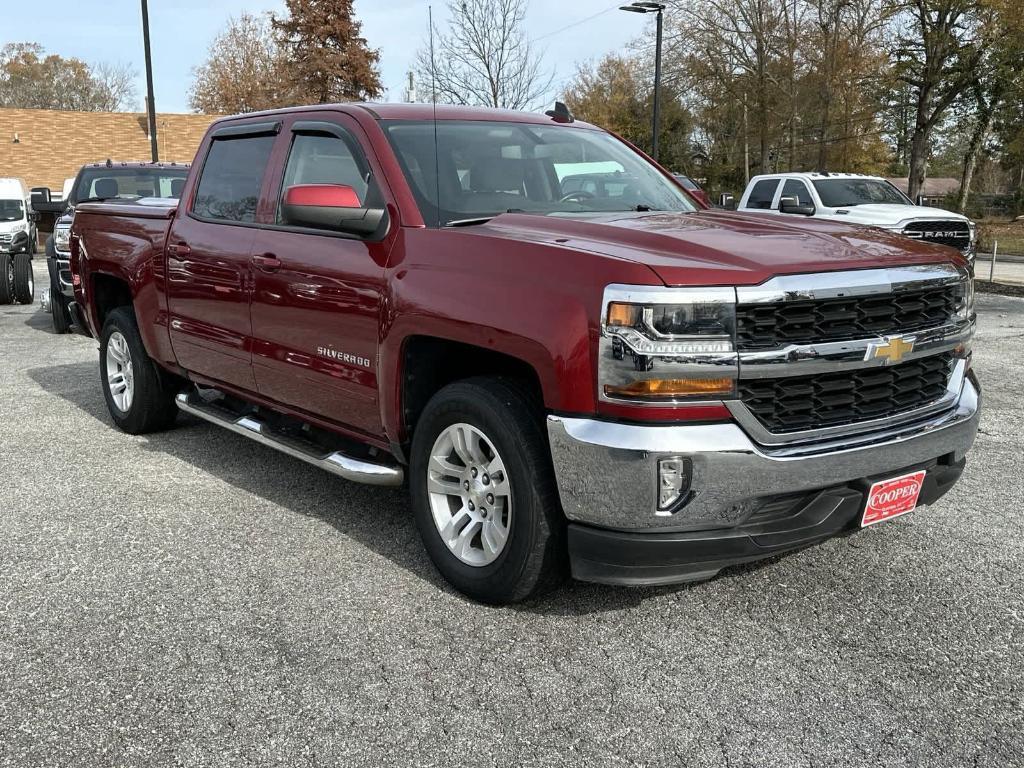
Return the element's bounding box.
[470,158,524,193]
[170,179,186,198]
[95,178,119,199]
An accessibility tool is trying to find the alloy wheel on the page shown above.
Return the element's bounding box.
[426,423,512,567]
[105,331,135,412]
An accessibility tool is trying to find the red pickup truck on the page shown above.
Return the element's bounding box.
[69,103,980,603]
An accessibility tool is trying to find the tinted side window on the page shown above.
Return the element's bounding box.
[780,179,813,207]
[193,135,275,223]
[746,179,779,209]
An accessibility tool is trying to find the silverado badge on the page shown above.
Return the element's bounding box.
[865,335,915,365]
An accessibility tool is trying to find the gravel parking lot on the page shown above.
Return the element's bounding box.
[1,261,1022,767]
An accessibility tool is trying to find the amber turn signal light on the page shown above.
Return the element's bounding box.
[606,302,640,327]
[604,377,734,399]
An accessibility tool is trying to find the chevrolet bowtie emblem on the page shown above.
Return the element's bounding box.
[865,335,915,364]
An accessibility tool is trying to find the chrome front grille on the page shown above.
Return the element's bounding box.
[903,220,971,252]
[735,285,959,350]
[738,353,954,433]
[731,265,972,444]
[0,233,12,244]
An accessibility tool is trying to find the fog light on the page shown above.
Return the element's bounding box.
[657,457,692,513]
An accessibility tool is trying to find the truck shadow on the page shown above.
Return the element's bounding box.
[27,360,779,616]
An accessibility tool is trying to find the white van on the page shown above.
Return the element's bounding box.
[0,177,36,305]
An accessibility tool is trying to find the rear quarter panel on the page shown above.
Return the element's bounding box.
[72,203,177,366]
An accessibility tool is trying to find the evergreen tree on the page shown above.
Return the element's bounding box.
[273,0,384,103]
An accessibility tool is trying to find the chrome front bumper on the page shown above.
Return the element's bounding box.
[547,373,980,533]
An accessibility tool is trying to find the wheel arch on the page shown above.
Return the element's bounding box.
[391,333,550,452]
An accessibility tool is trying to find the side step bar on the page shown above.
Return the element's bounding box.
[175,392,404,487]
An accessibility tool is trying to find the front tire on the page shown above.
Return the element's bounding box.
[410,377,565,604]
[13,253,33,304]
[100,307,179,434]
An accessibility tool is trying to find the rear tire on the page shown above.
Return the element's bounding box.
[99,306,179,434]
[50,285,71,333]
[0,253,12,304]
[410,377,566,604]
[13,254,33,304]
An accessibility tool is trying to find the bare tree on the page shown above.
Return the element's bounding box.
[190,13,296,114]
[415,0,553,110]
[92,62,138,112]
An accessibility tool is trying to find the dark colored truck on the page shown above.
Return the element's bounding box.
[69,104,980,604]
[39,161,189,333]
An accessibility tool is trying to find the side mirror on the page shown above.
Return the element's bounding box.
[915,194,925,206]
[718,193,736,209]
[281,184,384,236]
[779,196,816,216]
[31,187,51,206]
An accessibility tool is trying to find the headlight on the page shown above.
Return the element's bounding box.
[956,276,975,321]
[600,286,738,403]
[54,225,71,252]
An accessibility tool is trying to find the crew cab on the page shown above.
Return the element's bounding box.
[39,160,189,333]
[729,172,976,262]
[68,104,980,603]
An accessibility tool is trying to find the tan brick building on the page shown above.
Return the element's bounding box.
[0,108,222,193]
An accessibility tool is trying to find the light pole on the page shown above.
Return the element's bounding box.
[141,0,159,162]
[619,2,665,163]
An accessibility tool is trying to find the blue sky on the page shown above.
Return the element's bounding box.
[3,0,646,113]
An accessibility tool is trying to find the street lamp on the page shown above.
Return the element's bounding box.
[619,2,665,163]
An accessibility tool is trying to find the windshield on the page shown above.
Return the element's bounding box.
[71,167,190,205]
[813,178,912,207]
[382,120,696,226]
[0,199,24,222]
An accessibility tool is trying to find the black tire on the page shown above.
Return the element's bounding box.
[50,286,71,333]
[13,253,34,304]
[45,251,71,333]
[410,377,566,604]
[0,253,12,305]
[99,306,179,434]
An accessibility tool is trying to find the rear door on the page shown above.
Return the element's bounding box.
[249,113,395,437]
[166,121,279,391]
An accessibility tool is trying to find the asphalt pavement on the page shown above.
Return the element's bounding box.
[1,261,1022,767]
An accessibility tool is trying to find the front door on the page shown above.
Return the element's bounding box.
[166,124,278,391]
[249,115,394,437]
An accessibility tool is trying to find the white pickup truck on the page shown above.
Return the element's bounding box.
[728,173,976,262]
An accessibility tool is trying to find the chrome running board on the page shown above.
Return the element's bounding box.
[175,392,404,487]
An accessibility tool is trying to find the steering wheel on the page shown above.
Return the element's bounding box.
[559,190,596,203]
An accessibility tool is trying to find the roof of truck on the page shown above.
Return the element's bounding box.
[753,172,886,181]
[78,160,191,170]
[212,102,600,129]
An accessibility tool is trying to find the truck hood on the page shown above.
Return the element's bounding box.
[476,210,964,286]
[828,203,971,229]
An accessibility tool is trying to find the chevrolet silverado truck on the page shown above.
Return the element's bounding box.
[726,172,977,263]
[40,160,189,333]
[68,104,980,604]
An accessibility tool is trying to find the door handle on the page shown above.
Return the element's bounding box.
[252,253,282,272]
[167,242,191,257]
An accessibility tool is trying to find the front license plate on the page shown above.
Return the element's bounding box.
[862,470,926,527]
